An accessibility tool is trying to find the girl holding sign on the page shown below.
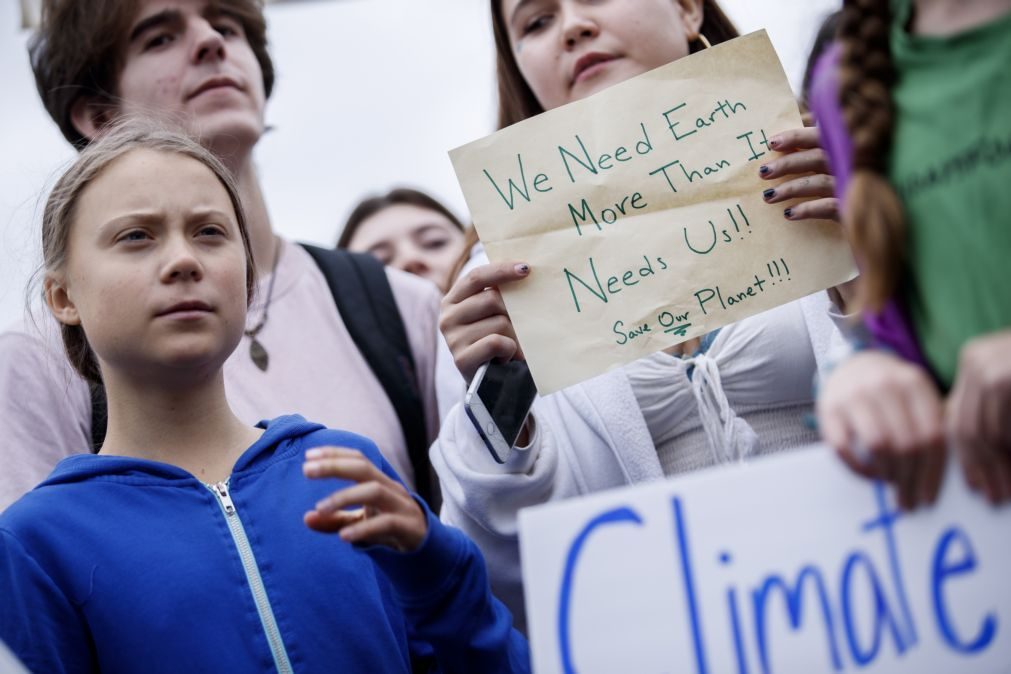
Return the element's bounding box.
[432,0,854,631]
[0,123,529,673]
[813,0,1011,508]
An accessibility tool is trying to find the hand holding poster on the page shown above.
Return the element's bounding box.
[450,31,856,394]
[518,448,1011,674]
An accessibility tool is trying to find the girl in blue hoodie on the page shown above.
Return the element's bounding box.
[0,122,529,674]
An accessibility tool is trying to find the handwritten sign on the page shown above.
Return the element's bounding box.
[518,448,1011,674]
[450,31,856,394]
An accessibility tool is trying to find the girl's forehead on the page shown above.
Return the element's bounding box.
[91,149,194,188]
[77,149,229,217]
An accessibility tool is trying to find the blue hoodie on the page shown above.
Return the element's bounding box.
[0,415,529,673]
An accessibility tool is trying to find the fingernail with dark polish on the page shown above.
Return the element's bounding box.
[763,188,776,200]
[784,208,793,219]
[769,137,781,149]
[759,165,770,175]
[515,263,530,274]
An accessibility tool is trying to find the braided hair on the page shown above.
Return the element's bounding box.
[837,0,907,311]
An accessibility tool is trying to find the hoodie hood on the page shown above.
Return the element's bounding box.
[37,414,326,489]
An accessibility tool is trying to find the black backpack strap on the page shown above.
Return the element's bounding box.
[89,382,107,454]
[300,244,436,506]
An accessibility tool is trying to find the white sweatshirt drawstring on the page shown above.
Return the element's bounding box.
[684,354,758,464]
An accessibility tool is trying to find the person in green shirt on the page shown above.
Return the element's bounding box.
[814,0,1011,508]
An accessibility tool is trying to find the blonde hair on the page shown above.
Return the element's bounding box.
[41,120,255,384]
[838,0,907,311]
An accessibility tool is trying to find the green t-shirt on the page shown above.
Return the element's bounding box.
[889,1,1011,387]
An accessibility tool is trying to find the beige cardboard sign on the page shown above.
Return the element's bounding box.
[450,31,856,394]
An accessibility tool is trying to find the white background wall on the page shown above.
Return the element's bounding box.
[0,0,840,328]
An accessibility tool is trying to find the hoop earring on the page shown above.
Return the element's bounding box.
[696,33,712,50]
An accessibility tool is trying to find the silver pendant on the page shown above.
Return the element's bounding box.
[249,337,269,371]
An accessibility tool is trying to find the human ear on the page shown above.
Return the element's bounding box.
[676,0,705,38]
[69,96,115,143]
[44,275,81,327]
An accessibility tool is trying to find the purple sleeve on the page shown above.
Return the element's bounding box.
[809,44,855,203]
[809,45,928,367]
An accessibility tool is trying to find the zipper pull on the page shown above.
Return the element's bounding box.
[213,481,236,516]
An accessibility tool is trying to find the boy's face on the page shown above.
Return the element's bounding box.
[116,0,266,151]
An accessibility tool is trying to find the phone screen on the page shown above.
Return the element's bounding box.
[475,361,538,447]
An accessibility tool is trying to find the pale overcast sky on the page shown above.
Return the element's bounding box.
[0,0,840,328]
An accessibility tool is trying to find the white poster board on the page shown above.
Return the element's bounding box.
[519,447,1011,673]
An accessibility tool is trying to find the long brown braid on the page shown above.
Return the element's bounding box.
[838,0,908,312]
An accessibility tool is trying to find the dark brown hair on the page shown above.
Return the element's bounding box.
[490,0,739,130]
[29,0,275,149]
[838,0,905,311]
[449,226,481,285]
[336,187,465,250]
[42,120,256,385]
[802,10,842,105]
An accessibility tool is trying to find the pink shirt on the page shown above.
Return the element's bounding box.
[0,239,440,510]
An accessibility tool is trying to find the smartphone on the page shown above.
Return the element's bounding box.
[464,360,538,464]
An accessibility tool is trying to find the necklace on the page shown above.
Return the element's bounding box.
[244,238,282,372]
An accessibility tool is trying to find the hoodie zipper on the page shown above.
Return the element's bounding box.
[207,480,293,674]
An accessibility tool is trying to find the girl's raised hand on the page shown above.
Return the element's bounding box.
[818,350,946,510]
[303,447,427,553]
[759,125,839,222]
[760,123,860,309]
[439,261,530,383]
[947,330,1011,504]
